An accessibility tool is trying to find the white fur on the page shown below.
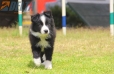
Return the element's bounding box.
[33,58,41,66]
[30,29,40,37]
[43,60,52,69]
[40,15,50,34]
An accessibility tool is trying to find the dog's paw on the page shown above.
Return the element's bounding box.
[33,58,41,66]
[44,60,52,69]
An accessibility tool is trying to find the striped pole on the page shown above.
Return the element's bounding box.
[110,0,114,36]
[62,0,66,35]
[32,0,37,14]
[18,0,22,35]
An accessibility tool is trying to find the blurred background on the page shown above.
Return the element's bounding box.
[1,0,114,73]
[0,0,110,29]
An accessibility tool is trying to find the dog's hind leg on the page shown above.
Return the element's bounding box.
[41,52,45,63]
[41,54,46,66]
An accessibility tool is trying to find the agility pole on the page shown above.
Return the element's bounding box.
[62,0,66,35]
[110,0,114,36]
[18,0,22,35]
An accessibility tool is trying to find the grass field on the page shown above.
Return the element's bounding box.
[0,27,114,74]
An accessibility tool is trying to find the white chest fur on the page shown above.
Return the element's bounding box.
[36,34,51,52]
[37,41,49,52]
[30,29,51,51]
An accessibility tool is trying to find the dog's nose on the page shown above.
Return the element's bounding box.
[44,30,48,34]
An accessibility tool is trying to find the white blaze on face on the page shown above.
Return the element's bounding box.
[40,15,50,34]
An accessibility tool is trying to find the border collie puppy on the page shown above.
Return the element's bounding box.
[29,11,56,69]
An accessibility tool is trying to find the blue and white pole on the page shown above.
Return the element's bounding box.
[62,0,66,35]
[110,0,114,36]
[18,0,22,35]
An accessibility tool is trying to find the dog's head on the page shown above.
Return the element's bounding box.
[31,11,54,34]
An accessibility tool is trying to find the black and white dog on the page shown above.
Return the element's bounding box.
[29,11,56,69]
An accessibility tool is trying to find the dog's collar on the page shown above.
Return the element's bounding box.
[30,29,41,38]
[30,29,51,39]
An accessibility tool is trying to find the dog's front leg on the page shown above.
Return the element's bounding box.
[32,46,41,67]
[44,47,53,69]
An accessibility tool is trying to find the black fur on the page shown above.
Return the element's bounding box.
[29,11,56,63]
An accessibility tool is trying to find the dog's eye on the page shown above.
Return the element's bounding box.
[46,21,51,25]
[37,21,43,26]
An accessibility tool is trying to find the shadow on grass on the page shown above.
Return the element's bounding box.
[24,61,46,73]
[27,61,44,69]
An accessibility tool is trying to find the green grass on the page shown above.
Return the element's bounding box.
[0,27,114,74]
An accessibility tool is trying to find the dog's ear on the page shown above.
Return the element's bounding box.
[43,11,52,18]
[31,13,40,23]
